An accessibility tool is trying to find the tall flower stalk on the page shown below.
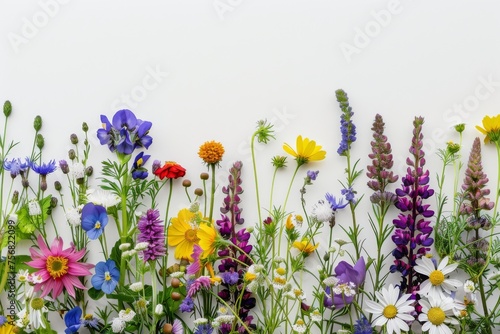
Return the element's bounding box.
[391,116,434,296]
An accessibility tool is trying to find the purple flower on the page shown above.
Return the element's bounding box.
[341,187,356,203]
[187,276,211,298]
[81,203,108,240]
[336,89,357,155]
[29,159,57,176]
[97,109,152,155]
[335,257,366,288]
[64,306,82,334]
[3,157,29,178]
[187,244,203,276]
[131,152,150,179]
[354,315,373,334]
[325,193,348,211]
[307,170,319,181]
[194,324,213,334]
[324,257,366,309]
[137,209,166,262]
[179,296,194,312]
[221,271,239,285]
[91,260,119,294]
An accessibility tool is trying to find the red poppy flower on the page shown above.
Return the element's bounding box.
[154,161,186,179]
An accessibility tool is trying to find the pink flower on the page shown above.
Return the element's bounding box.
[27,235,94,299]
[187,276,211,298]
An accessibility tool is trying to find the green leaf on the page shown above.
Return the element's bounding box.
[15,255,33,273]
[88,287,105,300]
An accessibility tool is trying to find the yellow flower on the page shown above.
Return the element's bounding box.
[476,114,500,143]
[283,135,326,166]
[292,238,319,255]
[168,209,200,261]
[0,319,16,334]
[198,221,218,259]
[198,140,225,164]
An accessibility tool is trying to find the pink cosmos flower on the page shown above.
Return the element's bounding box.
[27,235,94,299]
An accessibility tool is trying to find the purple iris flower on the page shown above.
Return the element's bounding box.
[81,203,108,240]
[131,152,151,180]
[91,259,120,294]
[64,306,82,334]
[97,109,153,155]
[324,257,366,309]
[3,157,29,178]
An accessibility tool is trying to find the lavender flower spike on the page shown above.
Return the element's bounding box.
[335,89,357,155]
[137,209,166,262]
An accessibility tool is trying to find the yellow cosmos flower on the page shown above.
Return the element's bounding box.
[476,114,500,143]
[198,221,218,259]
[292,238,319,255]
[283,135,326,166]
[168,209,200,262]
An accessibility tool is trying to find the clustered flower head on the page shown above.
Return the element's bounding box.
[198,140,225,165]
[137,209,166,262]
[335,89,357,155]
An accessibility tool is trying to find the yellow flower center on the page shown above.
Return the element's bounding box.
[46,255,69,278]
[95,221,101,229]
[273,276,287,285]
[30,297,44,310]
[137,158,143,166]
[184,229,198,243]
[429,270,445,285]
[276,267,286,276]
[244,272,256,282]
[105,271,111,281]
[428,307,446,325]
[383,305,397,319]
[84,314,93,320]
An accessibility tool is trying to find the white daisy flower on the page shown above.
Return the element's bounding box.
[86,188,121,208]
[414,256,462,300]
[418,296,461,334]
[365,284,415,334]
[292,319,307,333]
[310,309,322,322]
[118,308,136,322]
[29,298,48,330]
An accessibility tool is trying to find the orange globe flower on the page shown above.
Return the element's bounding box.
[283,135,326,166]
[167,209,200,262]
[198,141,225,164]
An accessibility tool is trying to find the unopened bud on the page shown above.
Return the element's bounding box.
[85,166,93,177]
[3,100,12,117]
[68,149,76,160]
[54,181,62,191]
[36,134,44,149]
[82,122,88,132]
[70,134,78,144]
[182,179,191,187]
[59,160,69,174]
[200,172,209,180]
[12,190,19,204]
[194,188,203,196]
[50,197,58,208]
[33,115,42,131]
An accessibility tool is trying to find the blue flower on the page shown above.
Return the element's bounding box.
[81,203,108,239]
[91,259,120,294]
[131,152,150,180]
[179,296,194,312]
[325,193,348,211]
[97,109,152,155]
[29,159,57,176]
[341,187,356,203]
[307,170,319,181]
[354,315,373,334]
[194,323,213,334]
[221,271,240,285]
[64,306,82,334]
[0,315,7,326]
[3,157,29,178]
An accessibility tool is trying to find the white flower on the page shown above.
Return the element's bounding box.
[323,276,339,287]
[118,308,136,322]
[119,243,131,251]
[332,282,356,297]
[86,188,121,208]
[310,309,322,322]
[71,162,85,179]
[111,318,126,333]
[193,318,208,325]
[65,206,82,226]
[311,200,334,222]
[129,282,143,292]
[29,298,48,330]
[17,269,30,282]
[134,242,150,251]
[214,315,235,324]
[365,284,415,334]
[272,276,287,290]
[170,271,185,278]
[463,279,476,293]
[28,200,41,216]
[154,304,163,316]
[414,256,462,300]
[418,296,461,334]
[292,319,307,333]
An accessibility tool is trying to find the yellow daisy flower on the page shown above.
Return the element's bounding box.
[198,221,218,259]
[292,238,319,255]
[167,209,200,261]
[283,135,326,166]
[476,114,500,143]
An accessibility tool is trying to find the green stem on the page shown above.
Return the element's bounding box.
[208,164,216,222]
[250,132,263,227]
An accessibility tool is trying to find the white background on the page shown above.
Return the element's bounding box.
[2,0,500,332]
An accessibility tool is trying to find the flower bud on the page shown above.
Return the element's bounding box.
[163,323,173,334]
[33,115,42,131]
[85,166,93,177]
[194,188,203,196]
[200,172,209,180]
[170,278,181,288]
[154,304,163,316]
[182,179,191,187]
[50,197,58,208]
[36,134,44,149]
[170,292,181,301]
[70,133,78,144]
[3,100,12,117]
[82,122,88,132]
[59,160,69,174]
[11,190,19,204]
[54,181,62,191]
[68,149,76,160]
[454,123,465,133]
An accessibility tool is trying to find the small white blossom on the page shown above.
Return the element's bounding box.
[66,206,82,226]
[129,282,143,292]
[71,162,85,179]
[118,308,136,322]
[464,280,476,293]
[214,315,235,324]
[119,243,131,251]
[86,188,121,208]
[193,318,208,325]
[170,271,185,278]
[292,319,307,333]
[134,242,149,251]
[154,304,163,316]
[310,309,322,322]
[111,318,126,333]
[28,200,42,216]
[311,200,334,222]
[323,276,339,287]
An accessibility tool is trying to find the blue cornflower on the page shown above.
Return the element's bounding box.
[194,323,213,334]
[3,157,29,178]
[29,159,57,176]
[354,315,373,334]
[131,152,150,180]
[325,193,348,211]
[91,259,120,294]
[341,187,356,203]
[221,271,240,285]
[64,306,82,334]
[81,202,108,240]
[179,296,194,312]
